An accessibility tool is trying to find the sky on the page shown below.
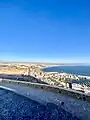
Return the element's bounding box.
[0,0,90,63]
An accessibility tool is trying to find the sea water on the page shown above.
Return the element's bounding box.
[44,66,90,76]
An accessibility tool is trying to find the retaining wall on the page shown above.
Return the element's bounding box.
[0,79,90,102]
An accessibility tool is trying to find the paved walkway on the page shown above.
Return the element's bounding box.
[0,88,79,120]
[0,82,90,120]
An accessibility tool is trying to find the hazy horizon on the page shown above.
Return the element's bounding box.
[0,60,90,65]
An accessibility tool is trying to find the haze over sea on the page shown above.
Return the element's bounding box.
[44,66,90,76]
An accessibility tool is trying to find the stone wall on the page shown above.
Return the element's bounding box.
[0,79,90,102]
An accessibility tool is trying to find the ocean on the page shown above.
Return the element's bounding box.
[44,66,90,76]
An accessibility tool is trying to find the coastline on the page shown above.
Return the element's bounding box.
[42,65,90,79]
[0,63,90,87]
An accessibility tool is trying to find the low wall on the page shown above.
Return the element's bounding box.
[0,79,90,102]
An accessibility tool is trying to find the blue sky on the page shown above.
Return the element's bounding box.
[0,0,90,63]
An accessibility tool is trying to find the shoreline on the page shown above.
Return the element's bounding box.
[42,66,90,80]
[0,63,90,87]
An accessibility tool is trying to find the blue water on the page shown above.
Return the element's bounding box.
[44,66,90,76]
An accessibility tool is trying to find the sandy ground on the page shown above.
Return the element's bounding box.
[0,67,27,74]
